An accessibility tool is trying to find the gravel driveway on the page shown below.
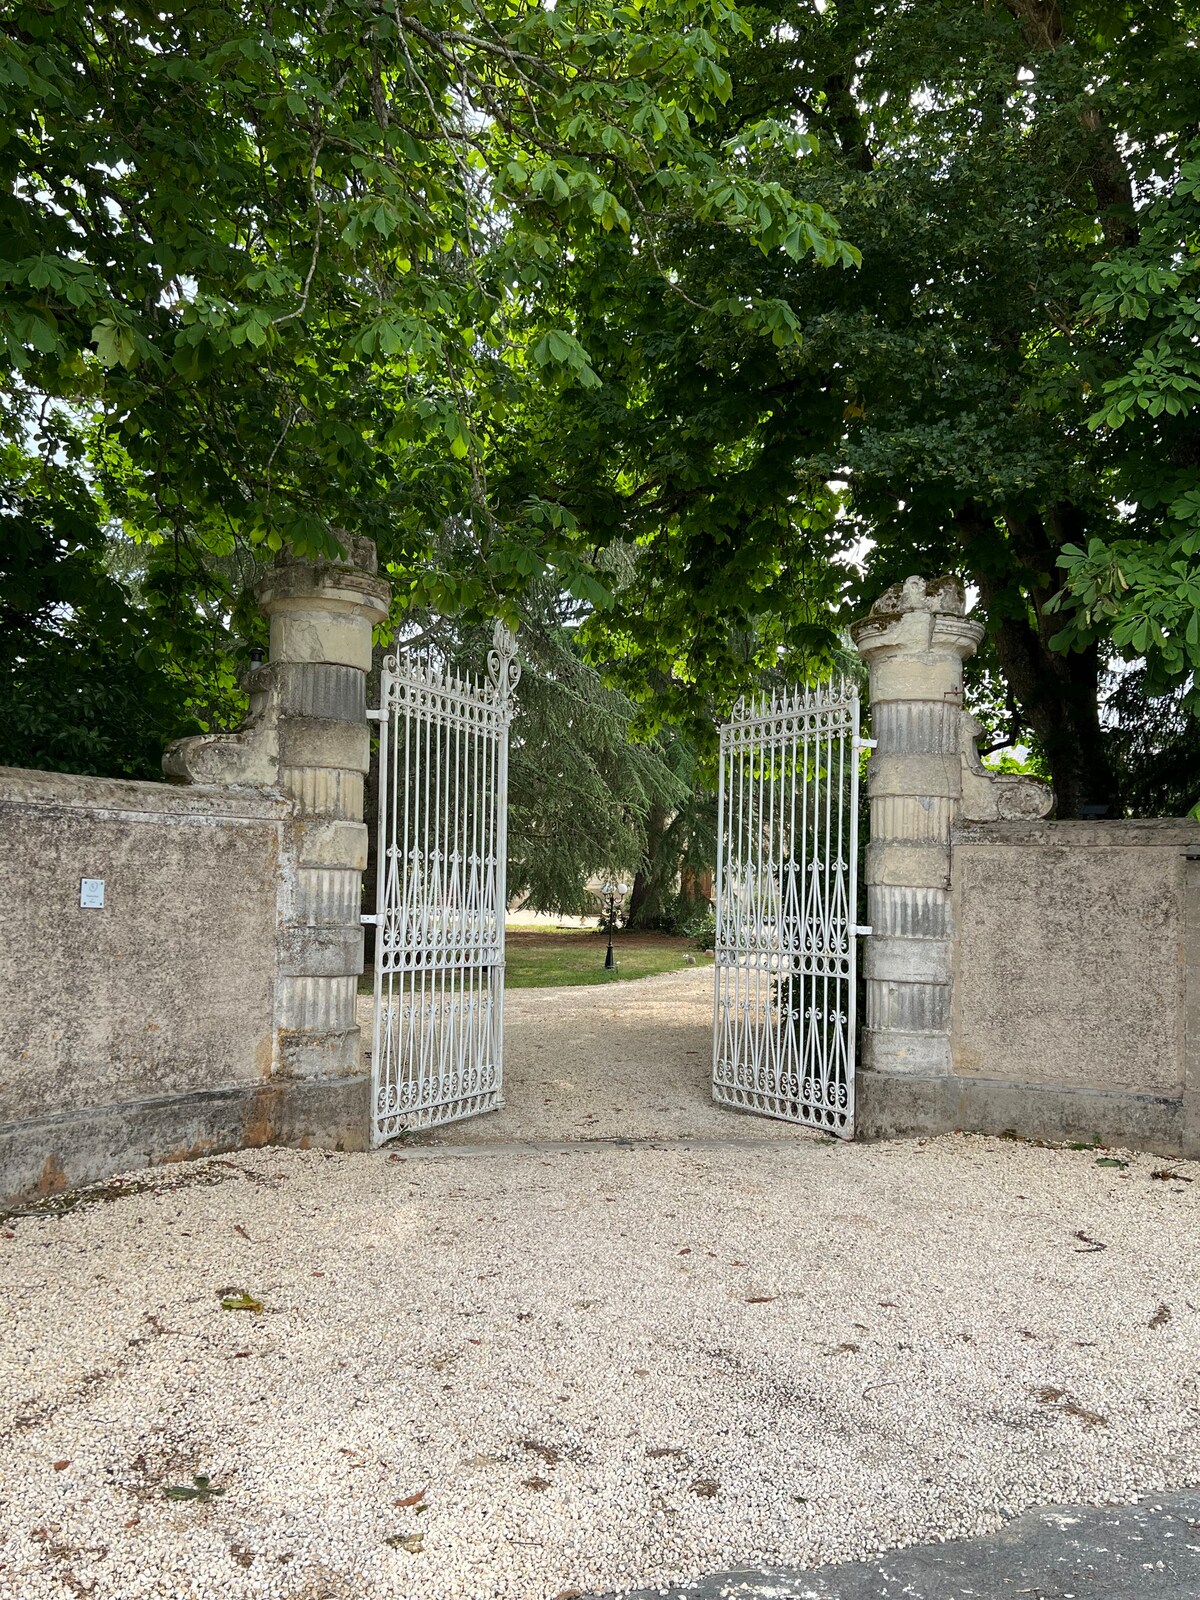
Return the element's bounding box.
[3,974,1198,1599]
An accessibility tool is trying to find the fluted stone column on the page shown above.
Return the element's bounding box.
[851,576,983,1091]
[257,539,390,1079]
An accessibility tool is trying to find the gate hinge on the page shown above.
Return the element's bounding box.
[361,913,380,925]
[853,736,878,751]
[367,708,386,723]
[854,924,873,937]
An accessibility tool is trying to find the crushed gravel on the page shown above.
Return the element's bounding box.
[358,966,809,1146]
[2,1129,1198,1600]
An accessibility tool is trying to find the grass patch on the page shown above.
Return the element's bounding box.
[505,929,709,988]
[359,930,711,992]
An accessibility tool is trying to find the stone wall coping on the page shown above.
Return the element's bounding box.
[0,765,291,822]
[953,817,1200,848]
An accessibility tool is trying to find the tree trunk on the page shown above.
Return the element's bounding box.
[627,802,668,929]
[955,505,1121,818]
[987,609,1117,818]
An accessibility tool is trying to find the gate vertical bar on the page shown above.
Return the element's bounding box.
[493,652,513,1108]
[844,687,867,1131]
[369,657,392,1135]
[711,715,728,1095]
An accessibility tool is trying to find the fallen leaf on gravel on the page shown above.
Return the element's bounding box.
[523,1476,551,1492]
[1073,1232,1107,1253]
[1062,1400,1107,1426]
[689,1478,718,1498]
[646,1447,685,1459]
[633,1368,649,1376]
[522,1441,559,1465]
[386,1532,424,1552]
[219,1291,264,1314]
[746,1295,776,1304]
[677,1247,691,1255]
[1149,1304,1172,1329]
[53,1460,70,1471]
[164,1475,224,1503]
[1151,1168,1192,1182]
[233,1224,251,1241]
[395,1489,428,1508]
[144,1315,182,1336]
[1096,1157,1128,1169]
[828,1342,860,1355]
[552,1590,582,1600]
[1031,1388,1107,1427]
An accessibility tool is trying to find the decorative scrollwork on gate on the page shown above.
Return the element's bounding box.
[487,622,521,708]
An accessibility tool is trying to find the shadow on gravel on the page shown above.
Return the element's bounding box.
[581,1492,1200,1599]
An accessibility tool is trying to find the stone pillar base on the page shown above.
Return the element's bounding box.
[856,1069,1185,1153]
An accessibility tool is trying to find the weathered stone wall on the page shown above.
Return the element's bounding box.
[0,772,286,1197]
[0,540,389,1208]
[948,820,1199,1151]
[852,575,1200,1156]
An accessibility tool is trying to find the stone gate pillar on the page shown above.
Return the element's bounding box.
[165,536,390,1110]
[850,577,983,1126]
[850,575,1053,1136]
[256,539,390,1078]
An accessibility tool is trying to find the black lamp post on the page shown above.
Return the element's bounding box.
[600,878,629,970]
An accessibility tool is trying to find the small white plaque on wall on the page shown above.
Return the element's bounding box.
[80,878,106,909]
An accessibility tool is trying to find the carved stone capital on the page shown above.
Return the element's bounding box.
[850,575,985,668]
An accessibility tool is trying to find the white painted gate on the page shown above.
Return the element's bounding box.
[366,624,520,1144]
[712,681,870,1136]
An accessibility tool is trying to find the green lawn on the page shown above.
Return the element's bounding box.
[504,929,711,988]
[360,929,711,992]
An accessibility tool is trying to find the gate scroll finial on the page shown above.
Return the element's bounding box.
[487,622,521,705]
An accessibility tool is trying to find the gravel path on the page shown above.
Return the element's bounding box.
[3,1131,1198,1600]
[358,967,809,1145]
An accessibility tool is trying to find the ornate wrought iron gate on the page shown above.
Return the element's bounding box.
[712,681,870,1137]
[366,625,520,1144]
